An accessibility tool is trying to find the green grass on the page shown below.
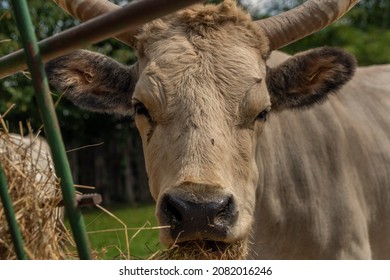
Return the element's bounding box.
[71,204,161,259]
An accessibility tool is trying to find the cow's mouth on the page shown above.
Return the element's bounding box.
[151,240,247,260]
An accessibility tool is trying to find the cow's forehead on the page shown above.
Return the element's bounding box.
[133,1,270,119]
[135,1,269,59]
[135,44,268,124]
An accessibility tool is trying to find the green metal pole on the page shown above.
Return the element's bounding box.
[0,163,27,260]
[10,0,91,259]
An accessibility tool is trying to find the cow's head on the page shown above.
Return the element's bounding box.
[46,0,357,259]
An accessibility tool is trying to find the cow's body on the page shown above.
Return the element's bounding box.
[46,1,390,259]
[252,55,390,259]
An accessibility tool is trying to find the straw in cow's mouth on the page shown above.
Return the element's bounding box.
[149,240,247,260]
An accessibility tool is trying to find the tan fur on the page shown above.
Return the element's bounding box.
[136,0,269,58]
[253,56,390,259]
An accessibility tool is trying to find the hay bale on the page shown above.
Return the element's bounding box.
[0,130,70,259]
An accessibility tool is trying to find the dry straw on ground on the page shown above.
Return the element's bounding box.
[0,112,71,259]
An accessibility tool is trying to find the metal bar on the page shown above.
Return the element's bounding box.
[0,0,202,79]
[10,0,91,259]
[57,193,103,208]
[0,162,28,260]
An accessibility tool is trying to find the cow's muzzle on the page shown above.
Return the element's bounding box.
[158,186,238,244]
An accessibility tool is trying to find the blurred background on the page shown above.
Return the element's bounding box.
[1,0,389,258]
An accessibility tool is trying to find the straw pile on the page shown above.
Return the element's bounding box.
[149,240,248,260]
[0,127,70,259]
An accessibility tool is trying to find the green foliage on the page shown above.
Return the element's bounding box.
[282,24,390,66]
[347,0,390,30]
[1,0,78,129]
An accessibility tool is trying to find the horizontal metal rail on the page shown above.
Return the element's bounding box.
[0,0,202,79]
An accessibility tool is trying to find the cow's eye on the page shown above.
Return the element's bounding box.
[133,102,150,119]
[256,107,271,122]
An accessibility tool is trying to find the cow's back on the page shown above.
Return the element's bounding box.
[251,54,390,259]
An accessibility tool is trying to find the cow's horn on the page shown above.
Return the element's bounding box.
[53,0,133,45]
[256,0,360,50]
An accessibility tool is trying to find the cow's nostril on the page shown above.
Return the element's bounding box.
[164,194,184,225]
[215,196,235,225]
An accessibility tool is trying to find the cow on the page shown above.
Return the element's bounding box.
[45,0,390,259]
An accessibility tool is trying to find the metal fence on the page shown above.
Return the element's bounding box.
[0,0,201,260]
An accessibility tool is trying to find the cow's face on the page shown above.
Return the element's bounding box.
[46,2,355,258]
[132,6,271,250]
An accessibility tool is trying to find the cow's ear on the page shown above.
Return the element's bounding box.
[45,50,138,116]
[266,47,356,111]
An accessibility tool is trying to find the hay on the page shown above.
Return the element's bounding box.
[149,240,248,260]
[0,122,71,259]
